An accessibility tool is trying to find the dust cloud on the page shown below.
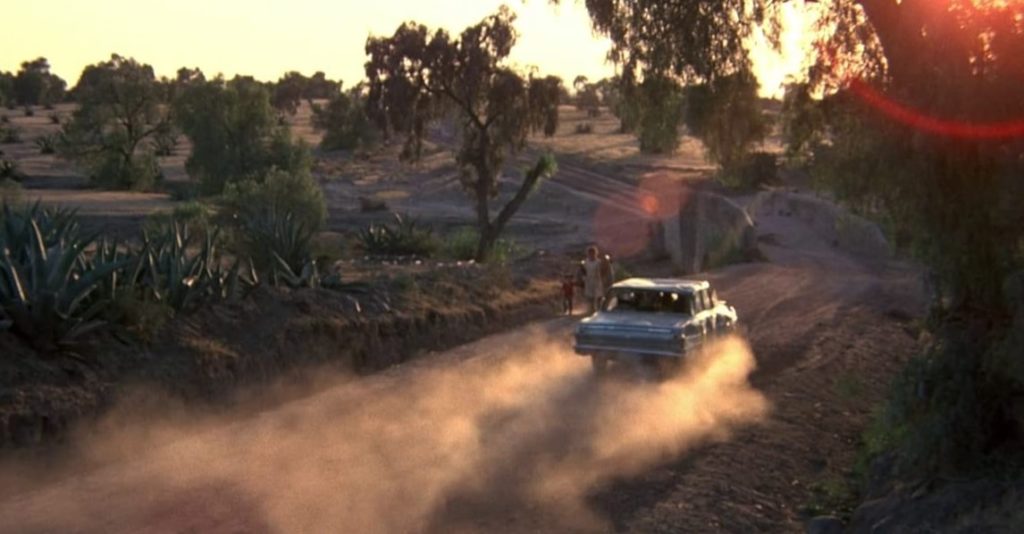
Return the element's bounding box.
[0,328,769,533]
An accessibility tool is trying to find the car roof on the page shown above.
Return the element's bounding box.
[610,278,710,293]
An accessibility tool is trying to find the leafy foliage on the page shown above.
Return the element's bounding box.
[312,86,379,151]
[365,8,559,261]
[358,213,439,257]
[59,54,167,190]
[530,76,563,136]
[0,160,21,183]
[0,71,14,109]
[219,168,326,235]
[13,58,66,107]
[573,75,601,117]
[636,75,685,154]
[152,122,179,156]
[35,134,57,155]
[780,82,825,164]
[443,227,521,264]
[683,70,768,168]
[174,76,311,195]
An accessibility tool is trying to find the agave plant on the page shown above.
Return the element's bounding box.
[236,209,316,279]
[357,213,438,257]
[0,159,21,182]
[139,222,256,310]
[269,253,321,289]
[1,202,80,256]
[0,219,127,349]
[35,134,57,155]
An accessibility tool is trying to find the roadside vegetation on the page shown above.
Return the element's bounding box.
[569,0,1024,525]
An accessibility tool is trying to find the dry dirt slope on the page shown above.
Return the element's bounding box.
[0,194,922,533]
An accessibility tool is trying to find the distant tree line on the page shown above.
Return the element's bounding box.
[0,57,67,109]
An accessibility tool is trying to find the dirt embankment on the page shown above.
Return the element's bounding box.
[0,268,559,451]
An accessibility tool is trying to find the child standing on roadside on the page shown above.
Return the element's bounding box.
[561,273,575,315]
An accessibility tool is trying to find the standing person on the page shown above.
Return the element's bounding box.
[561,273,576,315]
[581,246,612,313]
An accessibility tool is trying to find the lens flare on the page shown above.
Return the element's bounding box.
[848,78,1024,140]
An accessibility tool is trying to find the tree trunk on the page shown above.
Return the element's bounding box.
[474,225,498,263]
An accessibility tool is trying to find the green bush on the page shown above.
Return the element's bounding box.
[637,75,685,154]
[358,213,439,257]
[35,134,57,154]
[220,168,326,234]
[0,159,21,182]
[143,200,213,238]
[312,91,380,151]
[218,169,325,284]
[152,124,179,157]
[86,150,162,191]
[59,55,168,192]
[717,151,778,190]
[443,227,521,263]
[174,76,311,195]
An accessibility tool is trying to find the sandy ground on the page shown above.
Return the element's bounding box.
[0,182,922,532]
[1,103,772,254]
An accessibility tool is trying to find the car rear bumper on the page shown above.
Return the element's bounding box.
[573,344,686,359]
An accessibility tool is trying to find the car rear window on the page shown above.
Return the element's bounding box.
[605,289,694,314]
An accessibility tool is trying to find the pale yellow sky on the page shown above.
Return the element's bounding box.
[0,1,818,98]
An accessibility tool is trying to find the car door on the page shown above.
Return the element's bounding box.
[684,293,706,350]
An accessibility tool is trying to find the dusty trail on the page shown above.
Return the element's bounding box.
[0,173,921,532]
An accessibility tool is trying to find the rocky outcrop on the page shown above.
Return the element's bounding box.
[653,188,760,274]
[749,190,892,260]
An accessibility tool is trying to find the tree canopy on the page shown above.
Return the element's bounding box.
[174,76,310,195]
[365,7,559,261]
[59,54,167,190]
[13,57,66,107]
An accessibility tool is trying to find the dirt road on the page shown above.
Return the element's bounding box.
[0,197,922,533]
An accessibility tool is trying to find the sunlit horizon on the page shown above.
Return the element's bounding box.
[1,1,819,98]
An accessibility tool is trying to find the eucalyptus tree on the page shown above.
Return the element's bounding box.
[60,55,167,190]
[365,7,559,261]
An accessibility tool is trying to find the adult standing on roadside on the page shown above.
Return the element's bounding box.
[581,246,614,313]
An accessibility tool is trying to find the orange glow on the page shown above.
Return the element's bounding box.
[848,79,1024,140]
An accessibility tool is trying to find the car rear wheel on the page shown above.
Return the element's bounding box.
[591,354,610,376]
